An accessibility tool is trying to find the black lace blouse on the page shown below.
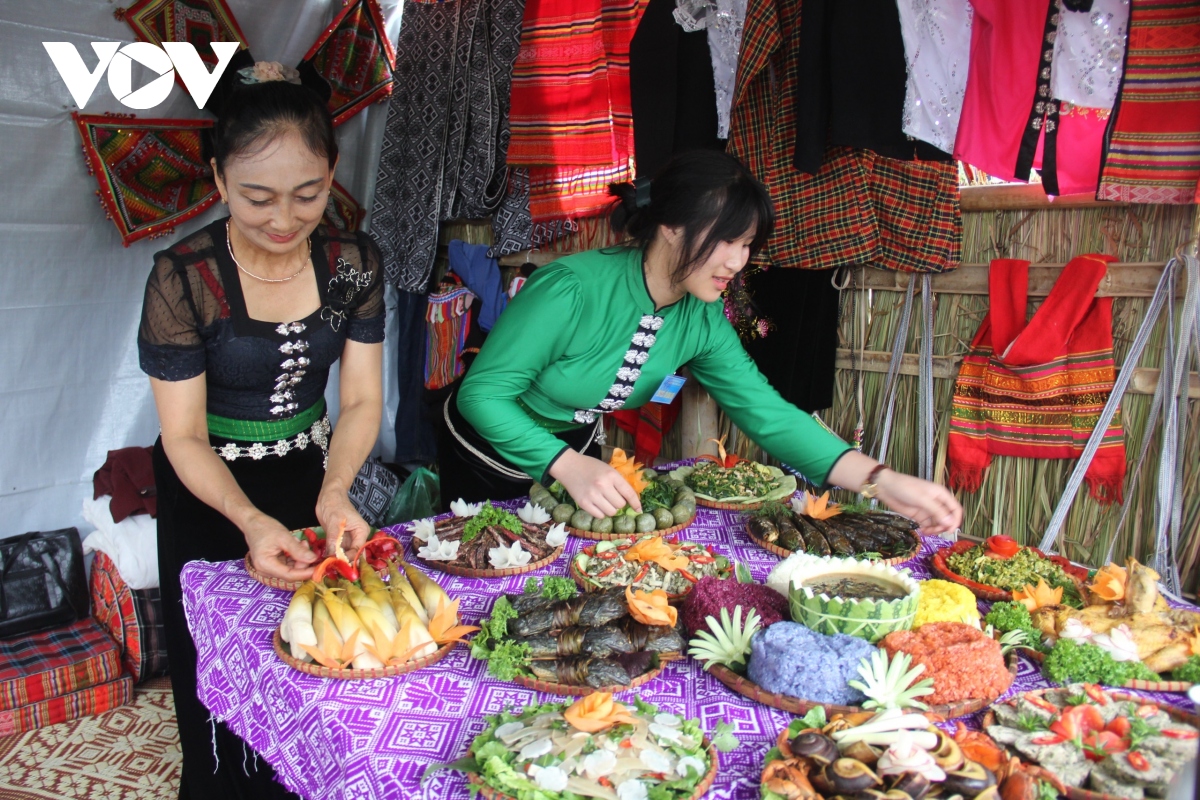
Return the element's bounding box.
[138,218,385,421]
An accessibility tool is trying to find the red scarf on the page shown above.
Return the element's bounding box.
[949,255,1126,504]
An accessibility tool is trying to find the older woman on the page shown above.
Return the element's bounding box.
[448,150,961,535]
[138,68,383,798]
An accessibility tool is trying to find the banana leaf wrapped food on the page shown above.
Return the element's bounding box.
[507,588,629,638]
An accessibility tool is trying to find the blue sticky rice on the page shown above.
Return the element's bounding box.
[746,622,875,705]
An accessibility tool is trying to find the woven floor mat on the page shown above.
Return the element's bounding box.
[0,677,180,799]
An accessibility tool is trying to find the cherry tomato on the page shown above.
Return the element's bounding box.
[1105,716,1131,738]
[1162,729,1199,740]
[1031,733,1066,746]
[1083,684,1110,705]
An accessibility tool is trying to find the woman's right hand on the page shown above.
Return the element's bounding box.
[547,450,642,519]
[243,512,319,582]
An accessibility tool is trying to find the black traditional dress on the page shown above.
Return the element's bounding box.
[138,218,384,800]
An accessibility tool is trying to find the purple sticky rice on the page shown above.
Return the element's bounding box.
[747,622,875,706]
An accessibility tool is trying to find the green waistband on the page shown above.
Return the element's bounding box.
[516,397,585,434]
[207,399,326,442]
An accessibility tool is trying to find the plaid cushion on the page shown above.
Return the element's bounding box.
[89,552,168,684]
[0,619,123,709]
[0,675,133,736]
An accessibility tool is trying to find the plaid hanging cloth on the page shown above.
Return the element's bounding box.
[948,255,1126,505]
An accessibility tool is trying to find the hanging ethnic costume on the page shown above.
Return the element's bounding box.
[948,255,1126,504]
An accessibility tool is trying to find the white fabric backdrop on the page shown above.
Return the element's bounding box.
[0,0,403,537]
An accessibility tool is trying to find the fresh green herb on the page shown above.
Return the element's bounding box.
[711,722,740,752]
[837,499,875,515]
[1016,712,1051,732]
[984,602,1047,652]
[735,562,754,584]
[462,502,522,544]
[523,576,577,601]
[1171,655,1200,684]
[947,546,1084,609]
[1127,714,1160,749]
[750,500,789,520]
[687,461,778,500]
[1043,639,1151,686]
[639,479,676,512]
[1064,692,1089,706]
[1126,661,1162,682]
[1036,780,1058,800]
[485,640,531,681]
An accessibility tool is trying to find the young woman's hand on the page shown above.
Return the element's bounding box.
[243,512,318,581]
[316,490,372,563]
[547,450,642,519]
[874,469,962,535]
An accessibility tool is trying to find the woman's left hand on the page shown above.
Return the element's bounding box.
[315,490,372,562]
[874,470,963,536]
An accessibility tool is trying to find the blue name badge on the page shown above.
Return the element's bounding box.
[650,374,687,404]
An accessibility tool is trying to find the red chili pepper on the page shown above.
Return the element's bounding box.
[690,554,715,564]
[1162,729,1199,740]
[598,777,613,788]
[1031,733,1066,746]
[1026,696,1059,715]
[597,563,619,578]
[678,570,700,584]
[633,563,650,583]
[1136,704,1160,718]
[596,551,620,560]
[619,739,633,749]
[1083,684,1109,705]
[1127,751,1150,771]
[302,528,323,556]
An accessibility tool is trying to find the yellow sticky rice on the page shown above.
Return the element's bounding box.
[914,579,981,628]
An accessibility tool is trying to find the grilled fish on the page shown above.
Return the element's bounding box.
[527,656,631,688]
[515,624,635,660]
[624,619,685,655]
[507,589,628,637]
[748,516,780,544]
[793,515,831,556]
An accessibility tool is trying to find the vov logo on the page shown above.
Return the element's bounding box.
[42,41,239,110]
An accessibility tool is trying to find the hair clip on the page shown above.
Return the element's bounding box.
[237,62,302,86]
[633,176,652,209]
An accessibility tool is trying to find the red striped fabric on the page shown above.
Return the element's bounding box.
[949,256,1126,505]
[0,619,125,711]
[1098,0,1200,203]
[0,676,133,736]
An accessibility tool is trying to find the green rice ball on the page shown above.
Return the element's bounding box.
[551,503,576,524]
[570,510,594,531]
[591,516,614,534]
[670,503,693,525]
[614,515,637,535]
[653,508,675,529]
[635,513,657,533]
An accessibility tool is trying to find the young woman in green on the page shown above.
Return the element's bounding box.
[449,151,962,535]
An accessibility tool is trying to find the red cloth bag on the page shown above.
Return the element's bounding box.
[948,255,1126,504]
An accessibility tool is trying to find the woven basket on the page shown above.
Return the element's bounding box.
[512,663,665,696]
[408,538,563,578]
[467,738,718,800]
[568,536,731,601]
[567,512,696,541]
[272,628,454,679]
[931,540,1090,602]
[696,497,767,511]
[983,689,1200,800]
[245,554,305,592]
[745,522,921,567]
[707,651,1019,720]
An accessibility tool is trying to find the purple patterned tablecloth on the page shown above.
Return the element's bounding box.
[181,504,1198,800]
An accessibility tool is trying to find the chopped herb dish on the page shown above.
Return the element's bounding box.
[670,462,797,505]
[573,535,733,597]
[945,544,1083,608]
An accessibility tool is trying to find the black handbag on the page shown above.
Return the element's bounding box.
[0,528,88,639]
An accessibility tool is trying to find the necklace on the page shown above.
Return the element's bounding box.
[226,220,310,283]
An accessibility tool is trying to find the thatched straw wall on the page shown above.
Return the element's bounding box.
[441,202,1199,586]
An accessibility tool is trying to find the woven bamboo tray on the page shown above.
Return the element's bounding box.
[568,537,732,601]
[245,554,305,592]
[512,662,666,697]
[707,651,1020,720]
[745,521,922,567]
[567,512,696,541]
[931,539,1090,602]
[695,496,771,511]
[468,738,718,800]
[272,628,454,679]
[983,689,1200,800]
[408,538,563,578]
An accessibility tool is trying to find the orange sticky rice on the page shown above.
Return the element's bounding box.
[880,622,1013,705]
